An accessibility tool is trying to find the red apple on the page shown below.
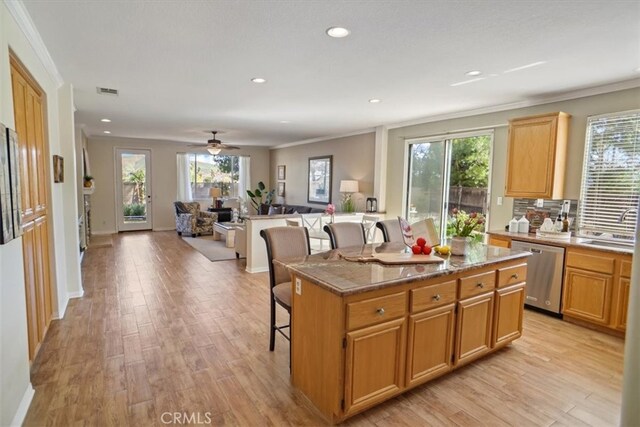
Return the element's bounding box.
[416,237,426,247]
[422,245,432,255]
[411,245,422,255]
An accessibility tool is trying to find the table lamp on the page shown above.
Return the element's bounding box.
[209,187,222,208]
[339,180,359,213]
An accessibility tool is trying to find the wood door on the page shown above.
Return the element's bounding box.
[344,317,405,416]
[406,303,455,388]
[455,292,494,366]
[492,283,525,348]
[562,267,612,325]
[11,56,53,363]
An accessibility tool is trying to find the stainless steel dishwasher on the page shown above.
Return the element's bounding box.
[511,240,565,315]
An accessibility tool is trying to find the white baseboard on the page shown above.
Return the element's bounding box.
[68,290,84,299]
[246,266,268,274]
[153,226,176,232]
[10,384,35,427]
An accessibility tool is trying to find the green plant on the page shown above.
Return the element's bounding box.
[341,195,356,213]
[448,208,485,239]
[123,203,146,217]
[83,175,93,181]
[246,181,275,213]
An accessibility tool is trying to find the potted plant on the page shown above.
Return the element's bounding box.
[83,175,94,188]
[448,208,485,255]
[246,181,275,214]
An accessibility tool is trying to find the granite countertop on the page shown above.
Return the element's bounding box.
[487,230,634,255]
[275,242,530,296]
[245,212,368,221]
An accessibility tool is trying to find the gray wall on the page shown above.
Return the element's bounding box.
[387,87,640,231]
[270,132,375,211]
[87,136,270,234]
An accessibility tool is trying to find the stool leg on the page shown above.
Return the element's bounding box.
[269,297,276,351]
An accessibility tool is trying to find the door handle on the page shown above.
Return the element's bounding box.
[531,248,542,253]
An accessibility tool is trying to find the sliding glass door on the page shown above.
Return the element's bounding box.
[405,132,492,241]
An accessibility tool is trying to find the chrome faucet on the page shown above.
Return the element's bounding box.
[618,208,638,222]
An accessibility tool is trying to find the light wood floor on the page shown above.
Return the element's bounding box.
[24,231,624,426]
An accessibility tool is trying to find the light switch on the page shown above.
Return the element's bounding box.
[497,196,503,206]
[295,278,302,295]
[535,199,544,208]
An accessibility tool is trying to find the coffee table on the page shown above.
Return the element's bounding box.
[212,222,243,248]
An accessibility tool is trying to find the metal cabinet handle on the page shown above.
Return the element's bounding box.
[511,273,519,280]
[376,307,385,316]
[476,282,485,288]
[432,294,441,301]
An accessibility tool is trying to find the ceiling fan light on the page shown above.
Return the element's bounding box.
[207,147,221,155]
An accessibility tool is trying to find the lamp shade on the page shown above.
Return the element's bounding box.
[207,147,221,155]
[339,180,359,193]
[209,187,222,198]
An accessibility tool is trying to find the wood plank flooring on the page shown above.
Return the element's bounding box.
[24,231,624,426]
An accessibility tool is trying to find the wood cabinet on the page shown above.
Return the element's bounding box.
[505,112,570,199]
[562,247,632,333]
[344,318,406,415]
[488,235,511,248]
[291,258,528,423]
[455,292,494,366]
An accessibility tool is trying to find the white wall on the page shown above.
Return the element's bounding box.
[0,3,81,424]
[386,87,640,231]
[269,133,376,211]
[87,136,271,234]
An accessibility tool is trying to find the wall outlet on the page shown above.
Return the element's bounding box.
[535,199,544,208]
[562,200,571,213]
[497,196,503,206]
[295,278,302,295]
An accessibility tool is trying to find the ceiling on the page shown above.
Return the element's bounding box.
[23,0,640,147]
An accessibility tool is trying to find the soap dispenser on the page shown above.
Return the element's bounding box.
[509,217,519,233]
[517,216,530,233]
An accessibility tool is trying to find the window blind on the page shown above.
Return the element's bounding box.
[578,110,640,240]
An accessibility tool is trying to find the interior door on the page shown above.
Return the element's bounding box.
[116,149,152,231]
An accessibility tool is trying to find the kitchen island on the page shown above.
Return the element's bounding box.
[277,242,530,423]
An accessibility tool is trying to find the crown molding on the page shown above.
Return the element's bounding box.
[4,0,64,88]
[270,128,376,150]
[386,78,640,130]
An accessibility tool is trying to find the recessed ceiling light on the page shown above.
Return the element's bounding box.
[251,77,266,83]
[326,27,350,38]
[369,99,381,103]
[465,70,482,76]
[280,120,291,124]
[100,118,111,122]
[103,131,111,134]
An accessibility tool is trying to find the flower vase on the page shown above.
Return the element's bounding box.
[451,236,470,256]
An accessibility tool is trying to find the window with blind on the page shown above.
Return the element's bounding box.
[577,110,640,242]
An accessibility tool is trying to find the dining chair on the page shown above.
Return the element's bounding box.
[285,219,301,227]
[260,226,311,351]
[323,222,366,249]
[362,215,379,243]
[376,219,404,243]
[301,213,330,251]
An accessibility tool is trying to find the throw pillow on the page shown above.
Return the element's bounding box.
[268,205,283,215]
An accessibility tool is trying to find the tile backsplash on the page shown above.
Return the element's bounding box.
[512,199,578,232]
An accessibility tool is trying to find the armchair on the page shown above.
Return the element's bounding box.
[174,202,218,237]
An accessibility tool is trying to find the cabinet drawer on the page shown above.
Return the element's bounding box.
[459,271,496,299]
[488,236,511,249]
[497,264,527,288]
[566,251,614,274]
[621,259,632,279]
[347,292,407,330]
[411,280,456,313]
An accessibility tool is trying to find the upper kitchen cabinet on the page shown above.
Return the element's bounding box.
[505,112,570,199]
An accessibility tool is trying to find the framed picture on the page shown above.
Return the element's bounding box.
[0,123,11,244]
[53,155,64,183]
[7,128,21,239]
[307,155,332,204]
[277,165,286,180]
[277,182,285,197]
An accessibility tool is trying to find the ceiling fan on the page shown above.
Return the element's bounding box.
[190,130,240,154]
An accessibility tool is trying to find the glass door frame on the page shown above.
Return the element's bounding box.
[402,130,494,242]
[115,148,153,231]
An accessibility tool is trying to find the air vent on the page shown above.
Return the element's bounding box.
[96,87,118,96]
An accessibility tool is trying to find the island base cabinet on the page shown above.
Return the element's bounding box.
[344,317,406,416]
[406,303,455,388]
[455,293,494,366]
[493,283,525,348]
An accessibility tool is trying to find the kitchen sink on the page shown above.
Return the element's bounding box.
[580,239,635,251]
